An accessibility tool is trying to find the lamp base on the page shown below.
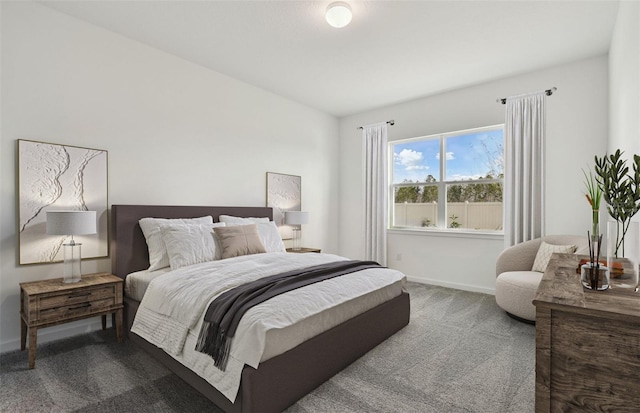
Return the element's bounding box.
[291,228,302,251]
[62,243,82,283]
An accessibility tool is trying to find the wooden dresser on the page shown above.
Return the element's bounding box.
[533,253,640,412]
[20,273,123,369]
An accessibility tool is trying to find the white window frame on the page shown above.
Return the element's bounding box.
[389,124,504,235]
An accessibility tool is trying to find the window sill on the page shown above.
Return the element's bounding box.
[387,227,504,241]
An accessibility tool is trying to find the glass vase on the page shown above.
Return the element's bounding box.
[580,263,610,291]
[607,220,639,291]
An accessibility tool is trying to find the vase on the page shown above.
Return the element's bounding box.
[607,220,639,291]
[580,263,610,291]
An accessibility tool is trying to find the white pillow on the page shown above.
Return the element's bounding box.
[256,221,287,253]
[531,241,576,272]
[219,215,270,225]
[161,223,226,270]
[218,216,285,253]
[139,216,213,271]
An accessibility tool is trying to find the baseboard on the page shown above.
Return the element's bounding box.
[406,275,496,295]
[0,319,105,354]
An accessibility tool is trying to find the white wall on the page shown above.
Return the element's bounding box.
[0,2,339,352]
[609,0,640,157]
[338,56,609,294]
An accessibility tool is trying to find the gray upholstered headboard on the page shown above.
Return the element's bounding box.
[110,204,273,279]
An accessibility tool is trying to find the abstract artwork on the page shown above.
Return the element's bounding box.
[266,172,301,240]
[18,140,108,264]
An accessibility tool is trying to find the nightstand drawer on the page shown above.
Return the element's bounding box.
[37,285,116,310]
[37,297,116,322]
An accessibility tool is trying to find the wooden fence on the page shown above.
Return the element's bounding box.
[393,202,503,230]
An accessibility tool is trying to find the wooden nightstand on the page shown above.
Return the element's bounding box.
[286,247,321,253]
[20,273,123,369]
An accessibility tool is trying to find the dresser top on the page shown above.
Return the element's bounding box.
[533,253,640,320]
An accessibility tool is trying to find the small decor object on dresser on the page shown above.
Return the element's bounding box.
[286,247,321,253]
[581,231,609,291]
[19,273,123,369]
[607,220,640,290]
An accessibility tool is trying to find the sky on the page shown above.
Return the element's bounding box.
[392,128,504,183]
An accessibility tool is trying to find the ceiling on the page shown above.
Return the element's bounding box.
[40,1,620,117]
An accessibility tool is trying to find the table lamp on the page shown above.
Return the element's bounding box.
[284,211,309,251]
[46,210,97,283]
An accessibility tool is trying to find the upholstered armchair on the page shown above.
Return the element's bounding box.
[495,235,589,322]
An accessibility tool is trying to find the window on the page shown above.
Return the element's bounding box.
[390,125,504,232]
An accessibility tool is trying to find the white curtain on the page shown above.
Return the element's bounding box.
[503,91,546,247]
[362,123,388,265]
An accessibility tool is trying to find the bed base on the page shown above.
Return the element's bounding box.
[125,293,409,412]
[112,204,410,412]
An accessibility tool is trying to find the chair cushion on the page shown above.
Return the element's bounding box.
[495,271,543,321]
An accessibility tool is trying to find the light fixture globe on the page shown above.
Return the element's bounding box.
[326,2,352,28]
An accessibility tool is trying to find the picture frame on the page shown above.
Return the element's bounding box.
[266,172,301,240]
[18,139,109,265]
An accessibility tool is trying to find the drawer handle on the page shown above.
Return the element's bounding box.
[68,292,91,298]
[69,303,92,311]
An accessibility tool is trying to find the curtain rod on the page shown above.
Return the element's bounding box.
[496,87,557,104]
[356,120,395,130]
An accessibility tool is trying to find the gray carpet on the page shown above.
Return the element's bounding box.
[0,282,535,412]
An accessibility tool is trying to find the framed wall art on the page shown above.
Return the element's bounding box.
[18,139,108,265]
[266,172,301,240]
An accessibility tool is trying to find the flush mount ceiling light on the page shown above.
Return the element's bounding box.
[326,2,352,28]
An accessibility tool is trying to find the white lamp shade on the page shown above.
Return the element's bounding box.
[46,211,97,235]
[326,2,352,28]
[284,211,309,225]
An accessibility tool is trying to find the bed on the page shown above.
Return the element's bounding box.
[110,204,410,413]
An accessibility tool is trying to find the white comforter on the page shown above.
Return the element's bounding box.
[131,252,406,402]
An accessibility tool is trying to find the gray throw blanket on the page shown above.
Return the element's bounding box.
[195,260,381,370]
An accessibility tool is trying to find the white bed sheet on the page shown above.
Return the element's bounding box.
[124,267,171,301]
[130,252,406,402]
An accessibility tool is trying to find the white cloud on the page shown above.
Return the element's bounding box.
[395,149,428,171]
[447,173,484,181]
[435,152,455,160]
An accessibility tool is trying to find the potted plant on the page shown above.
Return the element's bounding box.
[594,150,640,257]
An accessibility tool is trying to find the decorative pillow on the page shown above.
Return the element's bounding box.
[531,241,576,272]
[139,216,213,271]
[219,216,285,253]
[219,215,270,225]
[161,223,225,270]
[214,224,267,259]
